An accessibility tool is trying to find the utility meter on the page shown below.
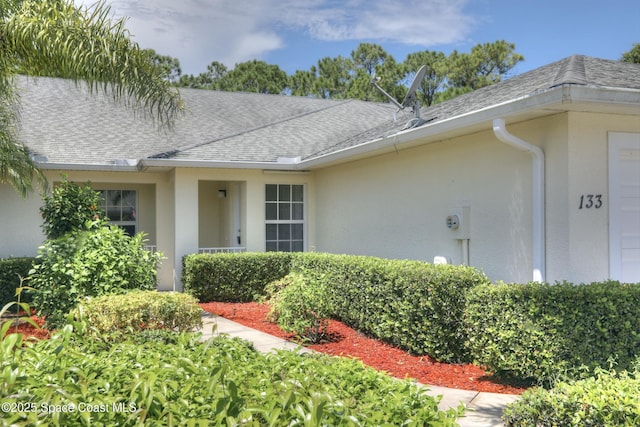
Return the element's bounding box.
[446,214,460,229]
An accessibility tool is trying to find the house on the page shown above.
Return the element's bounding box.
[1,55,639,289]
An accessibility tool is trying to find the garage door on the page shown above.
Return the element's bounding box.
[609,132,640,283]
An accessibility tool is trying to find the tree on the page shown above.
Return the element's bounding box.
[176,61,228,89]
[621,43,640,64]
[144,49,182,84]
[444,41,523,101]
[0,0,183,197]
[288,69,317,97]
[348,43,403,102]
[313,56,352,99]
[403,51,448,107]
[219,60,287,94]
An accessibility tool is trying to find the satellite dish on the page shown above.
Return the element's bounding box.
[371,65,427,125]
[400,65,427,109]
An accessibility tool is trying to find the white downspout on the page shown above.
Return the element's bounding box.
[493,119,546,282]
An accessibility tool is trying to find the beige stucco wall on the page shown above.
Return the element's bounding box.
[0,184,45,257]
[314,114,570,283]
[3,110,637,290]
[314,111,640,284]
[566,112,640,283]
[1,168,315,291]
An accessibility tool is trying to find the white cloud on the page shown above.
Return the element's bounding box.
[74,0,474,74]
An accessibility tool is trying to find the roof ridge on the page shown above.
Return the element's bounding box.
[551,55,587,87]
[148,98,357,159]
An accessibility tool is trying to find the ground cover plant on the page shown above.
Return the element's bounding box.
[0,314,463,426]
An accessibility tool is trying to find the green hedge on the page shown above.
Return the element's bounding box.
[291,253,489,363]
[182,252,292,302]
[0,257,36,307]
[503,368,640,426]
[183,252,489,363]
[465,281,640,383]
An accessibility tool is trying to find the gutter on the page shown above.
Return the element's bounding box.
[492,119,546,282]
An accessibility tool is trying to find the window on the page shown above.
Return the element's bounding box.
[265,184,304,252]
[99,190,137,236]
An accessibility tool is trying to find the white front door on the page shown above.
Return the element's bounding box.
[609,132,640,283]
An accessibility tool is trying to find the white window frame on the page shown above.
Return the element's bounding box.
[265,184,305,252]
[99,189,138,236]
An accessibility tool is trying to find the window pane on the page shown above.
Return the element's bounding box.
[278,224,291,240]
[278,203,290,220]
[266,224,278,240]
[291,241,304,252]
[266,242,278,252]
[122,207,136,221]
[279,185,291,202]
[122,190,136,206]
[106,190,121,207]
[292,185,303,202]
[278,241,290,252]
[107,207,121,221]
[266,184,278,201]
[292,203,303,220]
[292,224,303,240]
[265,203,277,220]
[121,225,136,236]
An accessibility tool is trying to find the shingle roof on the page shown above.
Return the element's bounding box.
[15,55,640,167]
[16,76,395,165]
[307,55,640,159]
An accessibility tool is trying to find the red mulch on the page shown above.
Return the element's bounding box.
[200,301,526,395]
[3,314,50,341]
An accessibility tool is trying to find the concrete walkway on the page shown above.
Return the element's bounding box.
[199,312,520,427]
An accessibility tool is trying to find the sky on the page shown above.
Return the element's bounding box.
[74,0,639,78]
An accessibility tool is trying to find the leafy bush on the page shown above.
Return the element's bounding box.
[267,272,333,343]
[0,322,463,426]
[182,252,292,302]
[39,177,104,240]
[29,226,161,328]
[503,368,640,426]
[0,257,36,307]
[292,253,489,362]
[465,281,640,384]
[77,290,202,334]
[184,252,488,362]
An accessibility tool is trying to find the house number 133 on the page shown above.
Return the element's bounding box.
[579,194,602,209]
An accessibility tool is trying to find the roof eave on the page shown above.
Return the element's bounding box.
[36,162,140,172]
[138,158,308,171]
[299,85,640,169]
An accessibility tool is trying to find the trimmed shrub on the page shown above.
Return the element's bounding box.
[267,272,333,343]
[292,253,489,362]
[29,226,161,328]
[77,290,203,334]
[0,257,36,307]
[182,252,292,302]
[465,281,640,384]
[503,368,640,426]
[183,251,489,362]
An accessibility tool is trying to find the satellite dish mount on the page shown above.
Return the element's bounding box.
[371,65,428,129]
